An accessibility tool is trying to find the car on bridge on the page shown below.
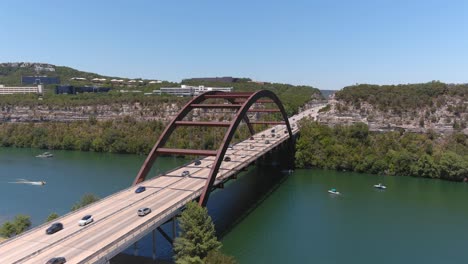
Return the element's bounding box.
[182,170,190,177]
[228,144,234,150]
[276,134,281,138]
[249,136,254,140]
[249,144,254,149]
[224,156,231,162]
[46,257,66,264]
[194,159,201,166]
[78,215,93,226]
[135,186,146,193]
[138,207,151,216]
[265,140,270,144]
[46,222,63,235]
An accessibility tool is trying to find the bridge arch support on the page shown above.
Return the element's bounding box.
[132,90,294,206]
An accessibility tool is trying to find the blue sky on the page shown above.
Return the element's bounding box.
[1,0,467,90]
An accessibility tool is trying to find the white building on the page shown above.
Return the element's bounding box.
[71,77,87,81]
[154,85,233,96]
[0,84,43,95]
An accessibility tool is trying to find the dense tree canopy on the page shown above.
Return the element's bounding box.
[335,81,467,113]
[296,120,468,181]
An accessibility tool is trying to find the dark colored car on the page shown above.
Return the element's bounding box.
[224,156,231,162]
[271,129,275,133]
[46,257,66,264]
[135,186,146,193]
[249,136,254,140]
[46,222,63,235]
[194,159,201,166]
[181,170,190,177]
[284,130,288,134]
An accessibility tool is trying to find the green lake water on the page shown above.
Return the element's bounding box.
[1,148,467,263]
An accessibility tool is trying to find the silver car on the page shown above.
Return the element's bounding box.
[138,207,151,216]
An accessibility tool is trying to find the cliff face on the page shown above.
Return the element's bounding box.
[316,95,468,135]
[0,103,181,122]
[0,102,265,123]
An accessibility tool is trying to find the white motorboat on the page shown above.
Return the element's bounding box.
[328,188,340,195]
[36,152,53,158]
[374,183,387,189]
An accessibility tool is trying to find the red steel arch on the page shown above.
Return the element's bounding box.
[132,90,293,206]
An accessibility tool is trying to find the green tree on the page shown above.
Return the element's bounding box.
[46,212,59,222]
[71,193,100,211]
[204,250,237,264]
[0,215,32,238]
[13,215,32,235]
[0,221,16,238]
[174,202,222,264]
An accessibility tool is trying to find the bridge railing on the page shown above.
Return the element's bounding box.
[78,190,202,264]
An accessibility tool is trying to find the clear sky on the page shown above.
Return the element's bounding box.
[1,0,467,90]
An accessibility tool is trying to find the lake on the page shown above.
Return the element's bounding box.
[1,148,467,263]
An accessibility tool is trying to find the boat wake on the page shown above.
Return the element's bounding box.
[8,179,46,186]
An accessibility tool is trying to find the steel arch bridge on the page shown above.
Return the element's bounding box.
[132,90,294,206]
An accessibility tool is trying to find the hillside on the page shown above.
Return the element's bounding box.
[0,63,323,122]
[316,81,468,134]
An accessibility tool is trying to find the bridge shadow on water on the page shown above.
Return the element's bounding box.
[118,159,289,262]
[208,164,288,238]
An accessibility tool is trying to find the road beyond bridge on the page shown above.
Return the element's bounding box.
[0,90,325,264]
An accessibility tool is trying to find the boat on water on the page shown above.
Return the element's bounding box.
[328,188,340,195]
[374,183,387,189]
[9,179,46,186]
[36,152,53,158]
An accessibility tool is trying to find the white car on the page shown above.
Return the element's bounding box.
[181,170,190,177]
[78,215,93,226]
[138,207,151,216]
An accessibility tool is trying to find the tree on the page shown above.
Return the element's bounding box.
[204,250,237,264]
[0,214,32,238]
[13,215,32,235]
[46,212,59,222]
[71,193,100,211]
[0,222,16,238]
[174,202,222,264]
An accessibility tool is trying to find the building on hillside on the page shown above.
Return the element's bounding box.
[91,78,107,83]
[70,77,87,81]
[0,84,43,95]
[183,77,239,83]
[55,85,111,94]
[149,80,162,84]
[22,76,60,85]
[154,85,233,96]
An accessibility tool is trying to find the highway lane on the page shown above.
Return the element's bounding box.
[0,104,325,263]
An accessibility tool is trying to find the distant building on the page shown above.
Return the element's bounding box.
[70,77,87,81]
[149,80,162,84]
[55,85,110,94]
[183,77,239,83]
[22,76,60,85]
[0,84,43,95]
[91,78,107,83]
[154,85,233,96]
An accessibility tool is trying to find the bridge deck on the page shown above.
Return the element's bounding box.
[0,105,324,264]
